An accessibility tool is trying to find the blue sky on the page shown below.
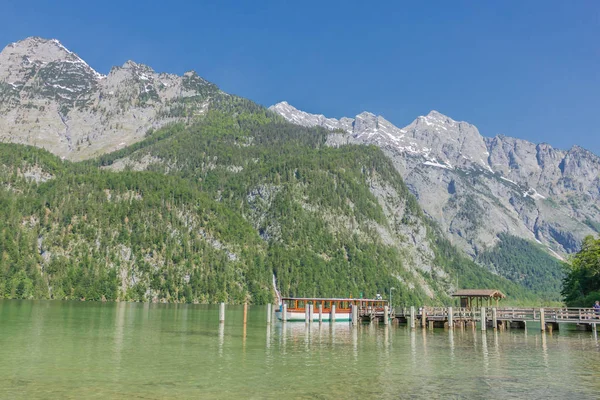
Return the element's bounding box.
[2,0,599,154]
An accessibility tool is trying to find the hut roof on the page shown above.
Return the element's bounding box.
[451,289,506,298]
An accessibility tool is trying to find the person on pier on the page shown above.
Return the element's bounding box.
[594,300,600,316]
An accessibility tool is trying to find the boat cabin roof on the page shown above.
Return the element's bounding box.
[451,289,506,299]
[281,297,387,303]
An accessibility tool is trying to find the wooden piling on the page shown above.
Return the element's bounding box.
[267,303,272,324]
[219,302,225,323]
[492,308,497,330]
[309,304,314,324]
[410,306,415,329]
[243,303,248,325]
[305,303,310,324]
[447,307,453,329]
[540,308,545,332]
[318,304,323,324]
[421,307,427,329]
[481,307,486,331]
[331,304,336,323]
[351,304,358,326]
[282,303,287,322]
[384,305,389,325]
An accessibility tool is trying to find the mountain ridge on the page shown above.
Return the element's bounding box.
[0,37,222,160]
[269,101,600,261]
[0,37,593,299]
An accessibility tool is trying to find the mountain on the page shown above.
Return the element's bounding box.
[0,112,538,304]
[0,37,574,302]
[269,102,598,288]
[0,37,221,160]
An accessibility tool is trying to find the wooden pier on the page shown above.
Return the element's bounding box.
[390,306,600,332]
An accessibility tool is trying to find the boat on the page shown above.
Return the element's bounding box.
[275,297,389,322]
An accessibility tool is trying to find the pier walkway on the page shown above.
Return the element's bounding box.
[386,306,600,333]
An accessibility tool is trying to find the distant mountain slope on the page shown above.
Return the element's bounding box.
[269,101,599,261]
[0,37,580,303]
[0,107,537,304]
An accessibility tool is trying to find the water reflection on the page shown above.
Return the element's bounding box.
[3,302,600,400]
[448,329,455,364]
[410,328,416,369]
[218,322,224,357]
[481,331,489,374]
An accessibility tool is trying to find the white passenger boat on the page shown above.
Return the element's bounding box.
[275,297,388,322]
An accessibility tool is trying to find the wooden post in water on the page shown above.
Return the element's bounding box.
[351,304,357,326]
[309,304,314,324]
[384,305,389,325]
[219,302,225,323]
[540,308,545,332]
[410,306,416,329]
[492,308,498,330]
[331,304,336,323]
[243,303,248,325]
[267,303,272,324]
[282,303,287,322]
[318,304,323,324]
[593,323,597,335]
[305,303,310,324]
[481,307,486,331]
[421,307,427,329]
[447,307,453,329]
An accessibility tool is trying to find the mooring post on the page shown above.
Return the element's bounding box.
[305,303,310,324]
[351,304,358,326]
[309,304,315,323]
[243,303,248,325]
[481,307,486,331]
[384,305,389,325]
[282,303,287,322]
[592,323,597,335]
[421,307,427,329]
[267,303,272,324]
[540,308,546,332]
[410,306,416,329]
[447,306,453,329]
[219,302,225,323]
[318,304,323,324]
[331,304,336,323]
[492,308,498,330]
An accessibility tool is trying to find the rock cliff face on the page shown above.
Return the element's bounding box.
[0,37,219,160]
[269,102,600,258]
[1,37,597,261]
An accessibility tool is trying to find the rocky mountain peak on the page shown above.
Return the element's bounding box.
[0,37,106,83]
[0,37,222,160]
[270,100,600,258]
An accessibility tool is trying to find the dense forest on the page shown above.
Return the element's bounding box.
[0,96,548,305]
[562,235,600,306]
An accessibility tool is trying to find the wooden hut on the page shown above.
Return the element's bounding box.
[452,289,506,308]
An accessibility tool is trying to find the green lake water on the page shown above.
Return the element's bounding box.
[1,301,599,399]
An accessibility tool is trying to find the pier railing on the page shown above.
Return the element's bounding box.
[395,306,600,324]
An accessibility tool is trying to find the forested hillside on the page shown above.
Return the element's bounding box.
[562,235,600,306]
[477,234,566,301]
[0,97,541,305]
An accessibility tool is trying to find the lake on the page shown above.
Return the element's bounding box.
[0,301,599,399]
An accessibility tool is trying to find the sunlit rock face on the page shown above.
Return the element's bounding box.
[270,101,600,258]
[0,37,219,160]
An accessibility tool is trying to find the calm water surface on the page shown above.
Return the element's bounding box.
[1,301,599,399]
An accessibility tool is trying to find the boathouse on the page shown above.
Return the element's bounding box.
[452,289,506,308]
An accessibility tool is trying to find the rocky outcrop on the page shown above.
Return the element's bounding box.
[270,101,600,258]
[0,37,219,160]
